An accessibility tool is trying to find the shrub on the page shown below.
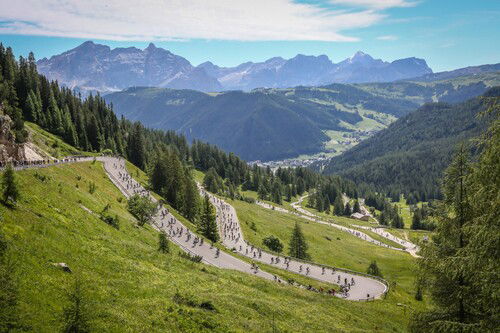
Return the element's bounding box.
[127,195,157,226]
[88,181,96,194]
[367,261,383,278]
[250,221,257,232]
[241,196,256,204]
[34,172,49,182]
[263,235,284,253]
[179,251,203,263]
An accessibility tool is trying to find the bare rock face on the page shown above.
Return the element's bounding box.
[0,113,27,163]
[37,41,223,94]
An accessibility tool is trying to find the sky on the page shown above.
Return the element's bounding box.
[0,0,499,72]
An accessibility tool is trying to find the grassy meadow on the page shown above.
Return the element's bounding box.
[0,161,427,332]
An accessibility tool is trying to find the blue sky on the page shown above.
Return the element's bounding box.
[0,0,499,72]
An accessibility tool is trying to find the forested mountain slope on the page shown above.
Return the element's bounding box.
[356,71,500,105]
[319,88,499,201]
[106,74,499,161]
[105,85,408,161]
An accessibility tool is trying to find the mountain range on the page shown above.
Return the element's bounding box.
[37,41,222,93]
[199,51,432,91]
[38,41,433,93]
[104,74,499,161]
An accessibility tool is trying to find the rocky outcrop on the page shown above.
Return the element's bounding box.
[38,41,434,93]
[0,113,27,163]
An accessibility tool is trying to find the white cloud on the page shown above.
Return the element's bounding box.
[0,0,393,41]
[376,35,398,40]
[329,0,417,9]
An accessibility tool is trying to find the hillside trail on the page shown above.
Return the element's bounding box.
[9,156,389,300]
[255,194,420,257]
[202,189,387,300]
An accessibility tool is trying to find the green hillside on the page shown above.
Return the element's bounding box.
[319,88,499,200]
[0,157,425,332]
[356,72,500,105]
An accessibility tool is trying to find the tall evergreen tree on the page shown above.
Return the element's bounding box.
[257,184,268,201]
[199,195,219,243]
[412,103,500,332]
[127,124,147,169]
[288,222,310,260]
[410,145,476,332]
[183,177,200,222]
[62,279,92,333]
[462,106,500,331]
[315,194,324,212]
[411,210,422,230]
[285,185,292,202]
[334,195,344,216]
[343,202,352,216]
[271,180,282,205]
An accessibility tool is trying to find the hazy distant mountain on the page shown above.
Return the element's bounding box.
[198,51,433,90]
[409,63,500,82]
[37,41,222,94]
[38,41,433,93]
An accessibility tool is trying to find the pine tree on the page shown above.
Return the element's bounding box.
[343,202,352,216]
[127,124,147,169]
[296,178,305,195]
[150,154,168,194]
[379,210,387,225]
[412,104,500,332]
[411,210,422,230]
[285,185,292,202]
[334,195,344,216]
[323,196,330,214]
[203,167,223,194]
[288,222,310,260]
[183,178,200,222]
[62,279,92,333]
[367,261,383,278]
[200,195,219,243]
[410,145,476,332]
[2,164,19,206]
[158,232,170,254]
[391,214,404,229]
[257,184,268,201]
[271,181,282,204]
[25,90,38,122]
[462,106,500,331]
[315,194,324,212]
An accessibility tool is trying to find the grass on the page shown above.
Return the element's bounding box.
[0,161,427,332]
[229,198,431,317]
[25,122,96,158]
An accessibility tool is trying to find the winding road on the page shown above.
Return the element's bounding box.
[263,194,421,257]
[10,156,389,301]
[203,190,387,300]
